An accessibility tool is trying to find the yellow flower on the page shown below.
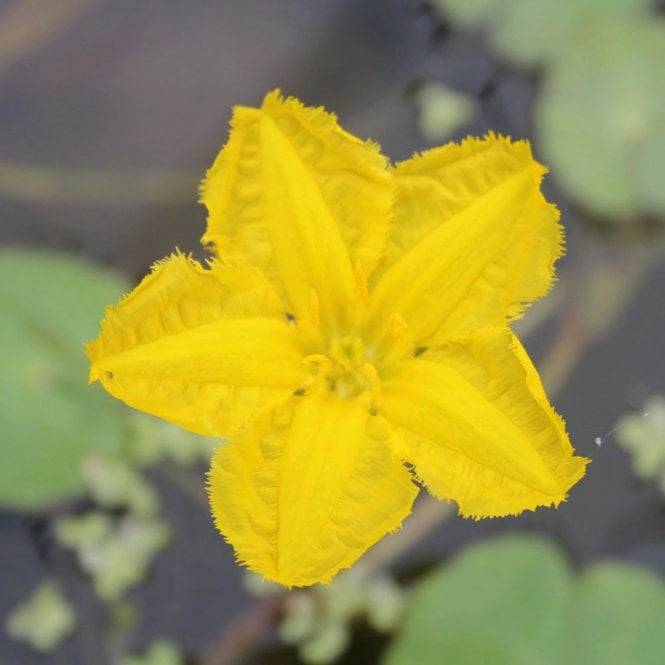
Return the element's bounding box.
[87,90,588,587]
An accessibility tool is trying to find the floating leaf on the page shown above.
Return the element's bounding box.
[430,0,665,219]
[574,563,665,664]
[5,581,76,652]
[535,16,665,218]
[491,0,656,67]
[430,0,656,67]
[384,535,665,665]
[0,250,130,508]
[384,536,570,665]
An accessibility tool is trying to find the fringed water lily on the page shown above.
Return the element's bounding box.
[87,90,588,587]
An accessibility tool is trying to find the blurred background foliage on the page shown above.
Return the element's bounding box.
[429,0,665,223]
[1,1,664,664]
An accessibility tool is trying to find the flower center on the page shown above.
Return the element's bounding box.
[327,336,370,398]
[303,335,380,404]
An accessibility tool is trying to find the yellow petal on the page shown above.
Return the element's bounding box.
[381,330,588,518]
[200,90,393,331]
[208,393,418,587]
[368,135,562,350]
[87,253,307,436]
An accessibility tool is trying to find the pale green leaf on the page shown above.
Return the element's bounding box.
[5,581,76,652]
[300,621,350,665]
[87,517,170,601]
[384,535,665,665]
[56,512,170,602]
[616,397,665,481]
[431,0,656,66]
[55,511,114,548]
[536,17,665,218]
[81,454,160,517]
[0,250,130,508]
[574,563,665,665]
[417,83,476,142]
[384,536,571,665]
[491,0,656,67]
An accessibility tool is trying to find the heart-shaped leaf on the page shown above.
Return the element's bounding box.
[384,535,665,665]
[0,249,130,508]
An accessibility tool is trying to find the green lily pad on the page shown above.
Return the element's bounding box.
[492,0,655,67]
[536,17,665,218]
[383,535,665,665]
[0,249,130,509]
[491,0,598,67]
[431,0,656,67]
[384,536,571,665]
[574,563,665,664]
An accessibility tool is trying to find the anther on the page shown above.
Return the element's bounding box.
[303,353,332,372]
[361,362,382,412]
[303,353,333,393]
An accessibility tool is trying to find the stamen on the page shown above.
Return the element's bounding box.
[354,260,369,303]
[303,353,332,393]
[361,362,381,414]
[389,312,410,345]
[303,353,332,373]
